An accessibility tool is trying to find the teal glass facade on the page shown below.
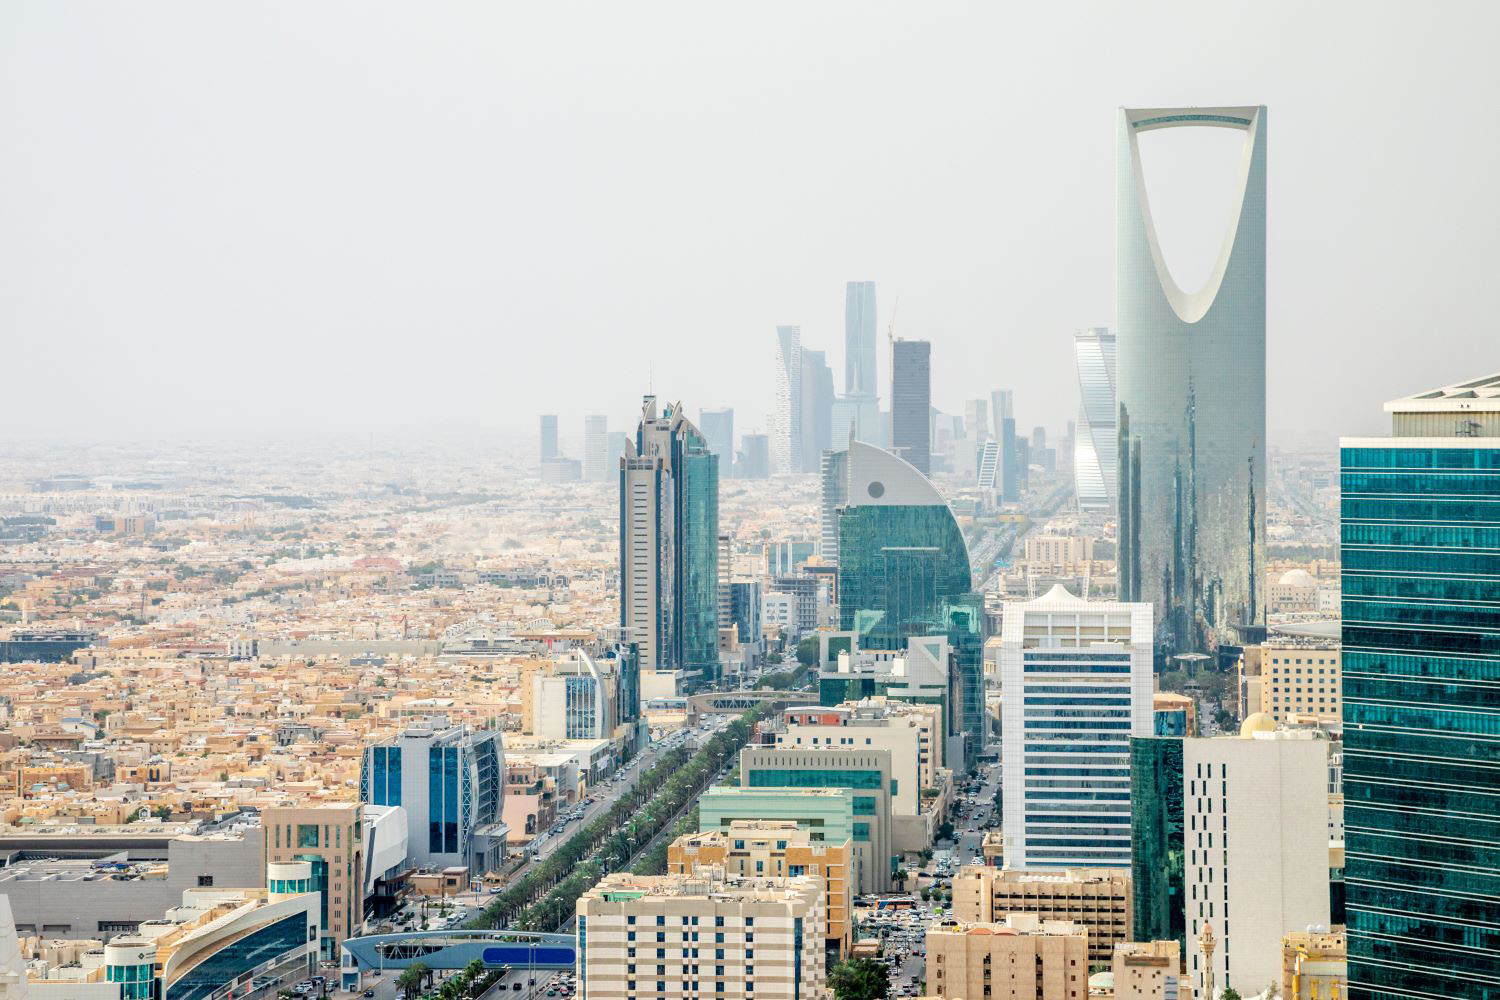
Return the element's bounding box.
[165,912,311,1000]
[1342,443,1500,998]
[837,504,983,766]
[673,424,720,680]
[1129,736,1184,955]
[107,961,153,1000]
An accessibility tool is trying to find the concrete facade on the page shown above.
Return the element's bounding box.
[925,914,1090,1000]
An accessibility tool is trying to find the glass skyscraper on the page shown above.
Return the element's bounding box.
[1130,735,1185,956]
[1073,326,1117,512]
[836,440,984,765]
[1116,106,1266,658]
[890,339,931,475]
[619,396,721,683]
[845,280,877,398]
[773,325,803,474]
[1342,374,1500,999]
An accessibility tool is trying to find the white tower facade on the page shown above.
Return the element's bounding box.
[999,585,1152,869]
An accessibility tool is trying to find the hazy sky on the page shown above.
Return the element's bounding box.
[4,2,1497,448]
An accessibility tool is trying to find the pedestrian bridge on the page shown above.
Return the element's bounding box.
[686,689,816,718]
[341,929,575,985]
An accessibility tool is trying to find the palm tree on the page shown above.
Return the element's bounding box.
[396,965,424,1000]
[892,869,910,890]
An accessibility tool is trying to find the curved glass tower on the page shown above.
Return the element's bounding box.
[1073,326,1117,511]
[836,441,984,764]
[1116,106,1266,656]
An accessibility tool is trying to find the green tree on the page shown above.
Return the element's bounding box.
[1221,989,1242,1000]
[796,635,819,668]
[828,957,891,1000]
[396,964,426,1000]
[892,869,909,890]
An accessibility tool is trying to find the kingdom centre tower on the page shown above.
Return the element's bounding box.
[1116,106,1266,658]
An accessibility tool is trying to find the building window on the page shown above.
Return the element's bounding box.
[297,824,320,848]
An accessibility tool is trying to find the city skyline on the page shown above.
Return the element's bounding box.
[4,4,1498,444]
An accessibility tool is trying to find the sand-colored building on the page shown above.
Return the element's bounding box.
[951,865,1130,969]
[925,914,1089,1000]
[667,820,853,957]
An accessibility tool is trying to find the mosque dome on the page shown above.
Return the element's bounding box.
[1240,712,1277,738]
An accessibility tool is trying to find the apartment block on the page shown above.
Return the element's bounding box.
[1259,642,1341,726]
[925,914,1090,1000]
[667,821,853,957]
[1112,939,1182,999]
[951,865,1130,969]
[576,870,825,1000]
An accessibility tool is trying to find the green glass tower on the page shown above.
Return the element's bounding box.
[836,440,984,766]
[1129,736,1184,955]
[1342,375,1500,999]
[620,396,720,685]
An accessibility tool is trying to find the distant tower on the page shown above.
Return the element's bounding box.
[539,414,559,467]
[699,408,735,474]
[583,415,609,482]
[844,281,878,398]
[818,449,849,563]
[773,327,804,474]
[1115,106,1267,657]
[800,350,834,472]
[1073,327,1117,511]
[890,339,932,475]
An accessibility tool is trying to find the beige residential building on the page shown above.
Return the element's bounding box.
[1281,929,1347,999]
[925,914,1089,1000]
[951,866,1130,969]
[576,870,825,1000]
[1112,940,1182,999]
[263,802,363,959]
[666,821,853,957]
[1260,643,1341,725]
[1022,535,1097,574]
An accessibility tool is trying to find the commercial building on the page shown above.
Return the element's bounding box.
[0,869,320,1000]
[1258,641,1341,726]
[818,636,961,770]
[1115,106,1267,657]
[576,870,825,1000]
[737,746,896,895]
[1281,929,1346,999]
[772,326,804,474]
[890,339,931,475]
[998,586,1152,869]
[1072,326,1117,512]
[844,281,877,400]
[1022,535,1097,574]
[951,866,1130,970]
[835,439,984,766]
[698,408,734,476]
[925,914,1089,1000]
[540,414,560,466]
[0,824,266,940]
[667,821,853,957]
[800,349,834,473]
[1341,372,1500,998]
[736,434,769,480]
[819,449,848,563]
[771,703,930,816]
[619,395,720,684]
[1183,717,1330,998]
[532,651,616,741]
[360,716,507,876]
[1111,939,1182,1000]
[1129,736,1184,955]
[262,802,363,959]
[584,415,610,483]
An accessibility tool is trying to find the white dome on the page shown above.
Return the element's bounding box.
[1278,568,1317,588]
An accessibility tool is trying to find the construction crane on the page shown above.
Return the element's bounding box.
[886,295,900,348]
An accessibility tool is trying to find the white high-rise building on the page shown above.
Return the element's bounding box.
[1183,718,1331,999]
[999,586,1152,870]
[1072,327,1117,511]
[772,326,803,474]
[818,449,848,563]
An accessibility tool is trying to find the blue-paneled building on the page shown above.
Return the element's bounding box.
[1342,374,1500,999]
[361,716,507,876]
